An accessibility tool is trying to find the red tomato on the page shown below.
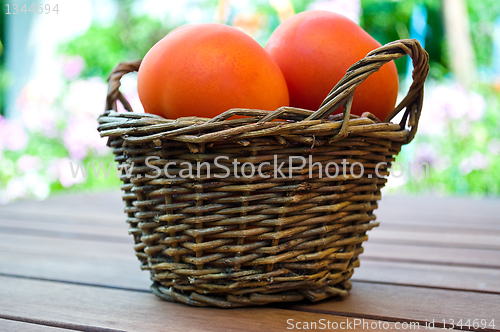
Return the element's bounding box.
[138,23,289,119]
[265,10,399,121]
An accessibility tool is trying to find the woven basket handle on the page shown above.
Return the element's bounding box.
[306,39,429,144]
[104,60,142,114]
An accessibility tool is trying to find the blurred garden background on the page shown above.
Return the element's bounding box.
[0,0,499,203]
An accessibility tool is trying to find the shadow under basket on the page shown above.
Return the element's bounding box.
[97,39,429,308]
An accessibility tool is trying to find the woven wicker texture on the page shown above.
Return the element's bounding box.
[98,39,429,308]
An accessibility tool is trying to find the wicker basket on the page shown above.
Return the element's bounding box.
[98,39,429,308]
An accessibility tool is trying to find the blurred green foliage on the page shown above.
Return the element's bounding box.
[467,0,500,69]
[361,0,500,80]
[62,11,173,78]
[361,0,446,79]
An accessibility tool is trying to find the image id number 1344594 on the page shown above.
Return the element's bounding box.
[5,3,59,14]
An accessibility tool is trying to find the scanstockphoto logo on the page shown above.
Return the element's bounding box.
[67,156,430,181]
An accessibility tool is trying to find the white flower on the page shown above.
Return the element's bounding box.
[17,155,43,173]
[63,77,108,118]
[459,151,489,176]
[23,172,50,200]
[0,118,29,151]
[17,80,59,137]
[4,178,28,202]
[487,138,500,155]
[48,158,86,188]
[307,0,361,24]
[420,81,486,136]
[63,116,108,161]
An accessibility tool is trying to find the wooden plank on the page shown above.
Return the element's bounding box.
[354,260,500,293]
[377,214,500,227]
[363,242,500,268]
[0,209,123,228]
[0,192,124,223]
[0,218,128,241]
[0,275,436,332]
[368,228,500,250]
[288,281,500,331]
[1,191,123,211]
[378,221,500,234]
[0,319,74,332]
[0,226,129,244]
[0,207,122,229]
[377,195,500,225]
[377,214,500,226]
[0,233,149,291]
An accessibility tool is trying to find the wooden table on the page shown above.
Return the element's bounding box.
[1,192,499,331]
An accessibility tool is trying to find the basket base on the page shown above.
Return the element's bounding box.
[150,280,352,308]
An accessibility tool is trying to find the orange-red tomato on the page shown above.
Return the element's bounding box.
[138,23,289,119]
[265,10,399,121]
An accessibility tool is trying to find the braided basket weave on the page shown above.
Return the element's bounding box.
[98,39,429,308]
